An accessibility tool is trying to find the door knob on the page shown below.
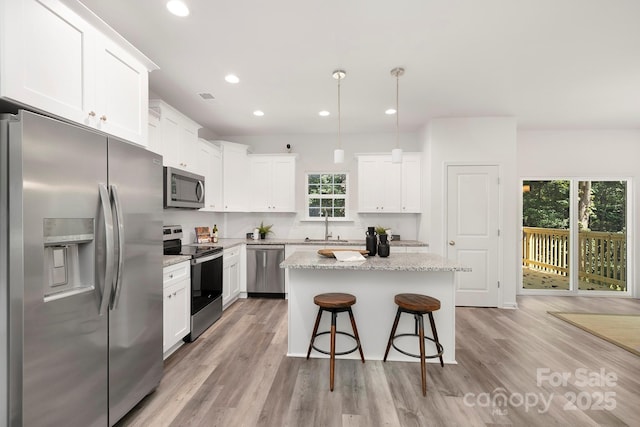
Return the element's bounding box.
[449,240,456,246]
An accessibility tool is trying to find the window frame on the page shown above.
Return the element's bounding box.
[304,172,351,221]
[519,177,632,297]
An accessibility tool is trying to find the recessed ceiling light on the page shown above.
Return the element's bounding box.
[253,110,264,117]
[225,74,240,84]
[318,111,330,117]
[385,108,397,115]
[166,0,189,17]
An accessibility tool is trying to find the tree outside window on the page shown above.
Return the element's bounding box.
[306,173,348,218]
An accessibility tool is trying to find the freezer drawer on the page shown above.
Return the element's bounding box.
[246,245,285,298]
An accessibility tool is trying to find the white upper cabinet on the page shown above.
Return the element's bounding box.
[93,33,149,145]
[148,99,202,174]
[198,140,223,212]
[0,0,155,146]
[401,153,422,213]
[357,153,421,213]
[214,141,250,212]
[357,155,402,212]
[248,154,296,212]
[147,110,161,153]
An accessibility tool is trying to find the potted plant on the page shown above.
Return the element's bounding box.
[257,221,273,239]
[375,226,387,236]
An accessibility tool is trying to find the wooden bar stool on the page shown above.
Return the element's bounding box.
[383,293,444,396]
[306,292,365,391]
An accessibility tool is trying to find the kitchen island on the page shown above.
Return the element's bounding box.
[281,251,469,364]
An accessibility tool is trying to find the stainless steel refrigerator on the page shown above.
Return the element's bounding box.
[0,110,163,426]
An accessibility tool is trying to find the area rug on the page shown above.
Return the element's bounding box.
[548,312,640,357]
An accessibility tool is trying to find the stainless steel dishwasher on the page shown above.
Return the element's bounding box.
[246,245,285,298]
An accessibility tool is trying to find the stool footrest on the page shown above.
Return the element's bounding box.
[311,331,361,356]
[391,333,444,360]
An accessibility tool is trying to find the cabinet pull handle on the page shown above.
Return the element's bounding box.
[100,115,107,122]
[88,111,96,117]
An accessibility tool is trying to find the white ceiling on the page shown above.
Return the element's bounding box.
[78,0,640,137]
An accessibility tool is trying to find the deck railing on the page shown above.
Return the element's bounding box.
[522,227,626,289]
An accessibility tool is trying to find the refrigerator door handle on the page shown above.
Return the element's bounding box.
[99,184,115,316]
[110,184,125,309]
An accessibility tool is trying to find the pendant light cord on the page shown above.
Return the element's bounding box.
[396,72,399,149]
[338,76,342,149]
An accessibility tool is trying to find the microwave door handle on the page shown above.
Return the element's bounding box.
[110,184,125,310]
[99,184,115,316]
[196,180,204,202]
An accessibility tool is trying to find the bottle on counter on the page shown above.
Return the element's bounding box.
[365,226,377,256]
[378,233,390,257]
[212,224,219,243]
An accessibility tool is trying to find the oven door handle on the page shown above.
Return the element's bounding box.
[192,252,223,264]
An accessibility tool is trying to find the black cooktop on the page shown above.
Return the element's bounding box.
[163,239,223,258]
[178,244,223,258]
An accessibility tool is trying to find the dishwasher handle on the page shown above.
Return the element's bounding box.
[248,245,285,251]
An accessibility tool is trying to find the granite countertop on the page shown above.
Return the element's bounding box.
[280,251,470,272]
[213,238,428,248]
[163,255,191,268]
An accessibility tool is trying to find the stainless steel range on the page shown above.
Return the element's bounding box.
[163,225,223,341]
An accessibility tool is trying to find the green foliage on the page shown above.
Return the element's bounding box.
[589,181,626,232]
[523,180,626,232]
[257,221,273,235]
[523,180,570,229]
[375,226,387,235]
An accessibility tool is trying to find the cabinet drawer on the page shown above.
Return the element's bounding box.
[223,246,241,261]
[163,261,190,287]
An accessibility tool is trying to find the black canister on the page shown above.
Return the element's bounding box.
[365,226,377,256]
[378,234,390,257]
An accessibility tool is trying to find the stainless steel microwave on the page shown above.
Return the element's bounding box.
[163,166,205,209]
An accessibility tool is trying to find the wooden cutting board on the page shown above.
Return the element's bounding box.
[318,249,369,258]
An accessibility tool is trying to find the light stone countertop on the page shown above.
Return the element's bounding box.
[212,238,427,249]
[280,251,470,272]
[163,255,191,268]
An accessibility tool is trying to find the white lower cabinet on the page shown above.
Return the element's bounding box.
[223,245,242,308]
[163,261,190,358]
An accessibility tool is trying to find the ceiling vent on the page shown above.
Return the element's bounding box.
[199,93,215,100]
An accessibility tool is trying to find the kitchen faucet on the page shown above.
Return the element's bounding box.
[323,209,332,240]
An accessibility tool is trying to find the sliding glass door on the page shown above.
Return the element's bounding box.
[521,179,628,294]
[577,181,627,292]
[522,180,570,290]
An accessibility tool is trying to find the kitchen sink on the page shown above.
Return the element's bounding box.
[304,238,349,243]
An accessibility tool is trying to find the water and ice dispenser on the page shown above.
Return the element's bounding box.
[43,218,95,301]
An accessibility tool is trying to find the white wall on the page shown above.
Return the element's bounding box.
[518,129,640,298]
[165,132,424,243]
[419,117,519,308]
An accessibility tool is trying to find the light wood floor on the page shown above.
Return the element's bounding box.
[116,296,640,427]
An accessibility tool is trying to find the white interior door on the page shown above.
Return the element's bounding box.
[447,165,500,307]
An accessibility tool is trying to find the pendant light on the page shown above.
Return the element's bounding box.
[333,69,346,163]
[390,67,405,163]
